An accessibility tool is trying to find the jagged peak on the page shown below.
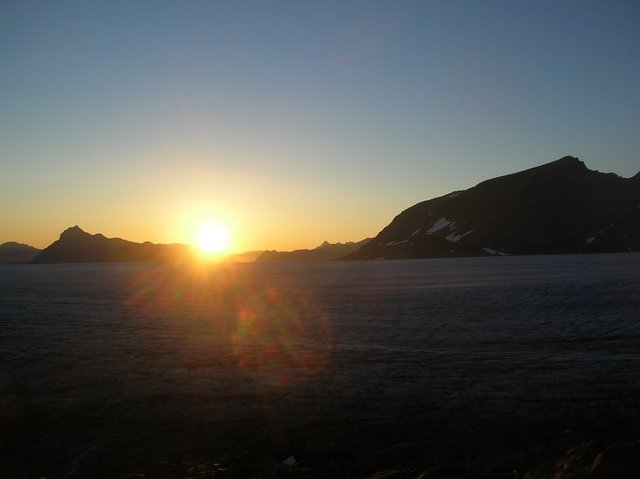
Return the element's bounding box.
[558,155,580,162]
[474,156,590,190]
[547,155,586,170]
[60,225,88,239]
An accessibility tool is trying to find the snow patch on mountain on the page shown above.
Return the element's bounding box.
[482,247,510,256]
[426,218,452,235]
[446,231,473,242]
[386,239,409,246]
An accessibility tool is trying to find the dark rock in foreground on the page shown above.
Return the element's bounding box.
[31,226,195,263]
[523,439,640,479]
[92,438,640,478]
[345,156,640,260]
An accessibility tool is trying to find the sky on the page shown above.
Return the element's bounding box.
[2,0,639,252]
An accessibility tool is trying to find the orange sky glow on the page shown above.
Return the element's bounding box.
[2,2,639,252]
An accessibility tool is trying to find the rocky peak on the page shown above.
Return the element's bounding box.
[546,155,587,170]
[33,227,194,263]
[59,225,88,239]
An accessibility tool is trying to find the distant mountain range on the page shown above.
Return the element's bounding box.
[227,250,265,263]
[31,226,197,263]
[256,238,371,262]
[7,226,366,264]
[344,156,640,260]
[5,156,639,264]
[0,242,41,264]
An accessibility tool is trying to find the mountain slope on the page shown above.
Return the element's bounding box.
[256,238,371,262]
[0,242,41,263]
[345,156,640,260]
[31,226,196,263]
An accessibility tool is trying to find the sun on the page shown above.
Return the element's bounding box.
[196,221,231,254]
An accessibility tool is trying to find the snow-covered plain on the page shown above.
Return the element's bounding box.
[1,254,639,476]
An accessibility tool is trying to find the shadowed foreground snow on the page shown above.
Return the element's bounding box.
[1,254,639,477]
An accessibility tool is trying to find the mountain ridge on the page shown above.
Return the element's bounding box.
[0,242,41,263]
[344,156,640,260]
[31,226,197,263]
[256,238,371,262]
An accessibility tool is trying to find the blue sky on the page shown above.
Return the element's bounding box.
[2,1,639,250]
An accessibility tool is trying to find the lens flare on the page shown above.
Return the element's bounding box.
[232,286,331,386]
[124,263,332,388]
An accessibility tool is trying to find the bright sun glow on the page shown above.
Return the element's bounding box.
[196,221,231,253]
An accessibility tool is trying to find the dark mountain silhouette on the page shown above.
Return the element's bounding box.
[31,226,197,263]
[0,242,41,263]
[344,156,640,260]
[227,250,265,262]
[256,238,371,262]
